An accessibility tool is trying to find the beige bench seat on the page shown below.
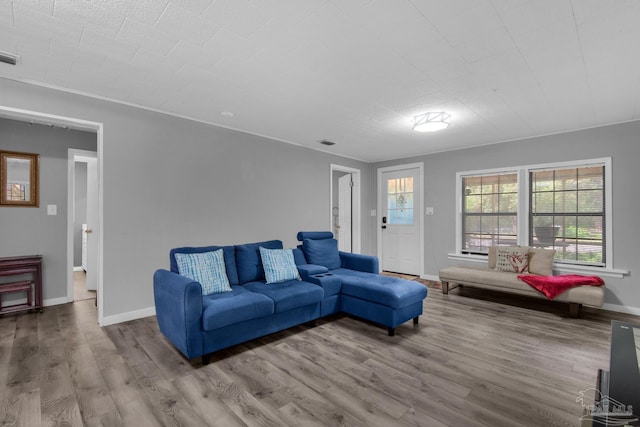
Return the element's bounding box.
[439,266,605,316]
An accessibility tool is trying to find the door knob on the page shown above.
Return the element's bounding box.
[85,229,93,234]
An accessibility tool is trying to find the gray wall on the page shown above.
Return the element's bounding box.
[372,122,640,311]
[0,78,372,320]
[74,162,87,267]
[0,117,97,301]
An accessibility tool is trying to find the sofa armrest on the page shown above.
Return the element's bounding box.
[153,269,204,359]
[297,264,329,280]
[339,252,379,273]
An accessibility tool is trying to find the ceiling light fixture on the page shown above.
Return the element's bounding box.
[412,112,451,132]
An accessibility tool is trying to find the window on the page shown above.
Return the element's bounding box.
[530,166,605,266]
[6,183,27,201]
[462,173,517,254]
[456,158,611,269]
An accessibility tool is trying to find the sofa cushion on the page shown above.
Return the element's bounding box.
[170,245,239,285]
[528,248,555,275]
[303,238,341,270]
[259,247,301,284]
[292,247,307,265]
[235,240,283,284]
[202,286,274,331]
[175,250,232,295]
[243,280,323,313]
[332,268,427,309]
[495,246,529,273]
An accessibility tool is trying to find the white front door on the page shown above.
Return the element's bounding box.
[337,173,352,252]
[380,167,421,275]
[85,157,98,291]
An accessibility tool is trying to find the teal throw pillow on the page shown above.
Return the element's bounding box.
[259,247,301,284]
[175,249,232,295]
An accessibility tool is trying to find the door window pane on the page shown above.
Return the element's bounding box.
[387,177,414,225]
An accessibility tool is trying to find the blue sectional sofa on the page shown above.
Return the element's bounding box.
[153,233,427,364]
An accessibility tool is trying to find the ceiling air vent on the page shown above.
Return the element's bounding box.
[0,51,18,66]
[319,139,336,146]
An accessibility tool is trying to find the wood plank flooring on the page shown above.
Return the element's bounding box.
[73,271,96,303]
[0,280,638,426]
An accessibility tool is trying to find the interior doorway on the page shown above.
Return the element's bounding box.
[330,164,361,253]
[70,151,98,302]
[0,106,104,324]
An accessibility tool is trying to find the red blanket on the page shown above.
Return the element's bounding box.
[517,274,604,299]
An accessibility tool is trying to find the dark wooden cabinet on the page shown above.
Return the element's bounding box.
[0,255,43,315]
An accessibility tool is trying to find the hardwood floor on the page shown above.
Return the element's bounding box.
[73,271,96,302]
[0,281,638,426]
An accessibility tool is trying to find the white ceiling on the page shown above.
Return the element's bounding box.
[1,0,640,162]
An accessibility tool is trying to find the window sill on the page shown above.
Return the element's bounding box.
[447,253,629,279]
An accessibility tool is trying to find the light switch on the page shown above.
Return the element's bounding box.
[426,207,434,215]
[370,209,377,216]
[47,204,57,215]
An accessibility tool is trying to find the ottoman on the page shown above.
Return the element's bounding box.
[334,269,428,335]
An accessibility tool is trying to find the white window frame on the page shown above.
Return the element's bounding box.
[449,157,628,278]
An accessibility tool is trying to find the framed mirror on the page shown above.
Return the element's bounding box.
[0,150,39,207]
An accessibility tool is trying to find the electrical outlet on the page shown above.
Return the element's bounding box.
[426,207,434,215]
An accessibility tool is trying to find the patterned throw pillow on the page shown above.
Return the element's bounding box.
[175,249,232,295]
[259,247,301,284]
[495,246,529,273]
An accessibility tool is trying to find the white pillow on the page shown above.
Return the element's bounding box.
[495,246,529,273]
[528,248,555,275]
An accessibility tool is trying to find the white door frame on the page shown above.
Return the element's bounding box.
[0,106,105,325]
[330,164,361,253]
[377,162,424,276]
[337,173,353,252]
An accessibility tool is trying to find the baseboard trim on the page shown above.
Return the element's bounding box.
[44,297,69,307]
[73,266,84,272]
[100,306,156,327]
[420,273,440,282]
[601,303,640,317]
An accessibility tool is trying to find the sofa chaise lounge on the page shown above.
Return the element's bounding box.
[153,232,428,364]
[439,246,605,316]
